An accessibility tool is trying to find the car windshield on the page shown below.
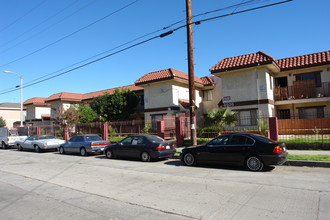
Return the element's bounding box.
[85,135,102,142]
[253,135,276,143]
[39,135,55,140]
[146,135,165,143]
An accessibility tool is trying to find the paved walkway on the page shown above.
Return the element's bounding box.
[288,150,330,155]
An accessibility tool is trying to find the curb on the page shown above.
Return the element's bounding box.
[284,160,330,168]
[172,156,330,168]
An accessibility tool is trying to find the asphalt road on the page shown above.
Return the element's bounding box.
[0,149,329,220]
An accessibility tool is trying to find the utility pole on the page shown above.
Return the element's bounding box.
[185,0,197,145]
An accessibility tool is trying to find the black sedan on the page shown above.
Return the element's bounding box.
[181,133,288,171]
[104,135,176,162]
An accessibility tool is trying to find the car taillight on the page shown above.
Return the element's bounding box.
[91,142,110,146]
[273,146,283,153]
[171,144,176,148]
[156,145,165,150]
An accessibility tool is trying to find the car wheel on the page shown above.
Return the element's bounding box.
[245,155,264,171]
[105,149,113,159]
[1,142,7,149]
[34,145,41,153]
[80,147,87,156]
[17,144,23,151]
[59,147,65,154]
[141,152,150,162]
[183,153,196,166]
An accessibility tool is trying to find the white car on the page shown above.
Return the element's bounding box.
[15,135,65,153]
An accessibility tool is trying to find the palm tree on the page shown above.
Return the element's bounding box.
[207,108,237,135]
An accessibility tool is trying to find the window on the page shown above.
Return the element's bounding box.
[296,72,321,87]
[277,109,290,119]
[275,77,288,87]
[203,90,213,101]
[230,135,254,145]
[208,135,230,146]
[85,135,102,142]
[299,107,324,119]
[235,109,257,126]
[121,137,133,145]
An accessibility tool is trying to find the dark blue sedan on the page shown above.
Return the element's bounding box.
[104,135,176,162]
[181,133,288,171]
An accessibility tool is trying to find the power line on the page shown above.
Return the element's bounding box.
[0,0,293,96]
[0,0,140,67]
[0,0,47,33]
[0,0,81,50]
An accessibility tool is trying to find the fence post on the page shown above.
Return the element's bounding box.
[175,118,184,147]
[157,120,165,138]
[269,117,279,141]
[64,127,69,141]
[36,127,41,135]
[102,122,109,141]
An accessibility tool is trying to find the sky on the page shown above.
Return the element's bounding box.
[0,0,329,104]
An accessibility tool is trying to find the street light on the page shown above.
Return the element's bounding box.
[3,70,23,127]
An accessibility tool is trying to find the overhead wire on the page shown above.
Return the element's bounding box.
[0,0,48,33]
[0,0,293,96]
[0,0,140,67]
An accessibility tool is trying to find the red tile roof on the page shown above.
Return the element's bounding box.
[276,50,330,71]
[135,68,204,86]
[210,50,330,74]
[24,97,49,106]
[82,84,143,101]
[45,92,84,103]
[210,51,276,73]
[200,76,214,86]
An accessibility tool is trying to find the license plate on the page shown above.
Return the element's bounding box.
[166,146,170,149]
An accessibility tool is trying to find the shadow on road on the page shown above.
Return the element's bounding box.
[164,160,276,172]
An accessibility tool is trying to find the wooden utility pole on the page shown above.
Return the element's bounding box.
[185,0,197,145]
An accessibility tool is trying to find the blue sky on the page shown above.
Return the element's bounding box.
[1,0,329,103]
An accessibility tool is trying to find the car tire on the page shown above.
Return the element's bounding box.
[245,155,264,172]
[17,144,23,151]
[80,147,87,156]
[105,149,113,159]
[1,142,7,149]
[182,153,196,166]
[59,147,65,154]
[141,152,150,162]
[34,145,41,153]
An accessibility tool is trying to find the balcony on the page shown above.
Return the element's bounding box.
[274,80,330,101]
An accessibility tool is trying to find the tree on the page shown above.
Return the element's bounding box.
[90,88,139,121]
[55,105,80,128]
[77,104,97,123]
[207,108,237,135]
[0,116,6,127]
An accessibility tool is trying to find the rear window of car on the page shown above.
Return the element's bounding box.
[253,135,276,143]
[146,135,165,143]
[39,135,55,140]
[85,135,102,142]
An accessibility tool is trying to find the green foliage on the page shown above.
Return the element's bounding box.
[0,116,6,127]
[77,104,97,123]
[142,123,151,134]
[207,108,237,134]
[108,125,117,137]
[257,119,267,136]
[56,105,79,128]
[90,88,139,121]
[288,154,330,162]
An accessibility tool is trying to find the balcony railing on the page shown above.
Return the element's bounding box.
[274,80,330,101]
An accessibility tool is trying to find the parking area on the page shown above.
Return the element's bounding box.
[0,149,330,220]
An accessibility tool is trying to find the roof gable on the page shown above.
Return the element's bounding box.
[24,97,49,106]
[135,68,204,86]
[210,51,275,73]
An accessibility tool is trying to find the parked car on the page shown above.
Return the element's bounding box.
[59,134,110,156]
[181,133,288,171]
[104,135,176,162]
[0,127,28,149]
[15,135,65,152]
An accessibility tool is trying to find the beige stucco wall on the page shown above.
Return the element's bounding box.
[0,109,20,128]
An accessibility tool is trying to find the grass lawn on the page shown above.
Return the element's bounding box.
[288,154,330,162]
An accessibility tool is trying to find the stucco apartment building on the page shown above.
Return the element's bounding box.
[0,103,24,128]
[23,50,330,129]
